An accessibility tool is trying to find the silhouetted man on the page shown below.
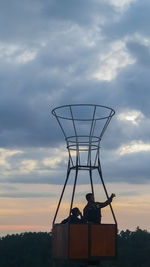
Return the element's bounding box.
[61,207,84,224]
[83,192,115,224]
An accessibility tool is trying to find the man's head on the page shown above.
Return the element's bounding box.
[86,193,94,202]
[71,207,80,216]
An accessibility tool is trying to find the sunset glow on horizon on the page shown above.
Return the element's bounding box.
[0,0,150,237]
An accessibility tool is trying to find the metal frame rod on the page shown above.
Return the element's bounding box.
[67,148,74,168]
[100,110,113,140]
[97,159,117,225]
[89,168,94,197]
[69,106,80,166]
[87,105,96,166]
[69,167,79,216]
[53,110,67,139]
[52,162,71,226]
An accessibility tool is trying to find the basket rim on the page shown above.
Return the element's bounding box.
[51,104,115,121]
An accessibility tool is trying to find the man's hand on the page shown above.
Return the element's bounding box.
[111,193,116,199]
[78,210,83,217]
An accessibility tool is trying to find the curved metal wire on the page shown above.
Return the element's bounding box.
[52,104,115,121]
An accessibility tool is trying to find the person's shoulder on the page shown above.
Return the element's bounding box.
[84,204,88,209]
[61,217,69,224]
[95,202,102,207]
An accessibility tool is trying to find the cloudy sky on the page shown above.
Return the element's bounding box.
[0,0,150,236]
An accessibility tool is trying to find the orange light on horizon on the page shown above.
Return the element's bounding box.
[0,224,49,231]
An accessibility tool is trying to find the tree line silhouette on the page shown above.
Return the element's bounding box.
[0,227,149,267]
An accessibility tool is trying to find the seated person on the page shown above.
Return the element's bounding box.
[83,192,116,224]
[61,207,84,224]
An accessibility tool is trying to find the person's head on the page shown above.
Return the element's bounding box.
[71,207,80,217]
[86,193,94,202]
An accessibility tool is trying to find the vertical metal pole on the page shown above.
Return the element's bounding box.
[69,106,80,167]
[52,161,71,226]
[69,167,78,216]
[94,139,100,167]
[67,145,74,168]
[89,168,94,197]
[87,105,96,166]
[97,159,117,225]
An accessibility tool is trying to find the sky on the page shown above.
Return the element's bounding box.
[0,0,150,236]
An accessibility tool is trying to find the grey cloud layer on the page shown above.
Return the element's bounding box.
[103,0,150,39]
[0,146,149,186]
[0,0,150,191]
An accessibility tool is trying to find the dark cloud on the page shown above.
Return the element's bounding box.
[0,149,149,185]
[42,0,115,25]
[0,0,115,42]
[102,0,150,40]
[0,0,150,188]
[102,151,150,184]
[127,42,150,67]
